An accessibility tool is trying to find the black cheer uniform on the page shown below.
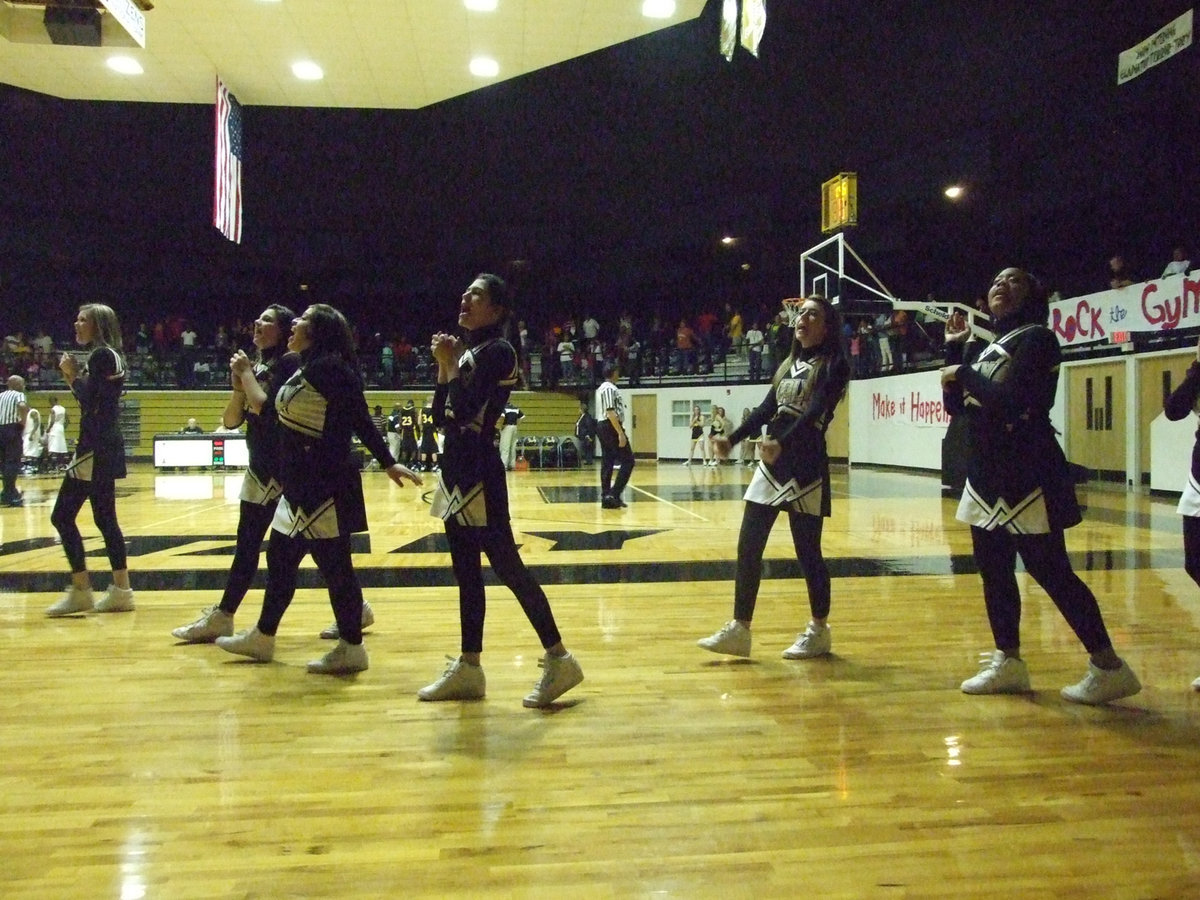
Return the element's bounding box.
[950,323,1080,533]
[730,351,848,517]
[217,352,300,614]
[945,319,1114,654]
[253,352,397,644]
[724,349,849,622]
[52,346,129,574]
[1163,359,1200,587]
[430,323,561,654]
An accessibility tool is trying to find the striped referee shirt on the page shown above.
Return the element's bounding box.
[0,388,26,426]
[595,380,625,428]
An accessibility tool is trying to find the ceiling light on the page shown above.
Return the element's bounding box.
[464,0,498,10]
[469,57,499,77]
[292,61,324,81]
[106,56,143,75]
[944,184,965,199]
[721,235,735,245]
[642,0,676,18]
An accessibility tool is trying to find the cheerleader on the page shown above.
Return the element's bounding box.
[46,304,133,617]
[418,274,584,707]
[215,304,422,673]
[699,296,849,659]
[683,405,707,466]
[706,406,729,466]
[1162,334,1200,690]
[942,267,1140,704]
[171,304,373,643]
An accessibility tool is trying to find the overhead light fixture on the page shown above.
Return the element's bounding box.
[944,184,965,199]
[292,61,324,81]
[469,57,499,77]
[464,0,498,10]
[642,0,676,18]
[721,235,736,245]
[106,56,143,75]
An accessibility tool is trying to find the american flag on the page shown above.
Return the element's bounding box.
[213,78,243,243]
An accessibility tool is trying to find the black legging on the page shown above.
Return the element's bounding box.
[51,476,127,574]
[597,420,634,497]
[218,500,277,615]
[733,501,829,622]
[970,525,1113,655]
[255,531,365,644]
[0,423,21,502]
[445,518,562,654]
[1184,515,1200,589]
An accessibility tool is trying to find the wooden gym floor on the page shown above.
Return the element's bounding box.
[1,460,1198,898]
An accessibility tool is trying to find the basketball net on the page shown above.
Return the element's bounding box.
[780,297,807,326]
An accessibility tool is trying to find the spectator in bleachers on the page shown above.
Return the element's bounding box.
[874,312,894,372]
[726,304,744,356]
[674,318,697,375]
[180,417,205,434]
[769,312,791,372]
[625,336,642,386]
[746,322,765,380]
[541,328,560,388]
[848,319,862,377]
[943,308,970,365]
[557,334,576,383]
[581,313,600,343]
[1109,255,1136,289]
[1163,246,1191,278]
[379,338,395,388]
[31,329,54,359]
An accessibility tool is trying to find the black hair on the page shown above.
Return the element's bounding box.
[773,295,847,384]
[473,272,524,384]
[476,273,509,313]
[301,303,356,366]
[259,303,296,364]
[994,268,1050,328]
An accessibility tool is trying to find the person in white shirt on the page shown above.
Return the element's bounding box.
[557,337,576,382]
[1163,246,1191,278]
[45,395,69,469]
[746,324,764,380]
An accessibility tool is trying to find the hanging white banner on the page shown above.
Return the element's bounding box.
[1117,9,1192,85]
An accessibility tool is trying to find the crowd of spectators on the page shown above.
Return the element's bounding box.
[5,246,1192,393]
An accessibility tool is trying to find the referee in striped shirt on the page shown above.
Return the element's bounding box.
[0,375,29,506]
[595,363,634,508]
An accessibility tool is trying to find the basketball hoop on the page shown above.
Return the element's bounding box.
[780,297,807,326]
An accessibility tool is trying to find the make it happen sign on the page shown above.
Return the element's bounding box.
[1118,9,1192,85]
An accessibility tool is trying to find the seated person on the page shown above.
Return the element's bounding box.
[180,417,205,434]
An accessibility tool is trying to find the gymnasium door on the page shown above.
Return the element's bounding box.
[632,395,656,458]
[1064,361,1126,482]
